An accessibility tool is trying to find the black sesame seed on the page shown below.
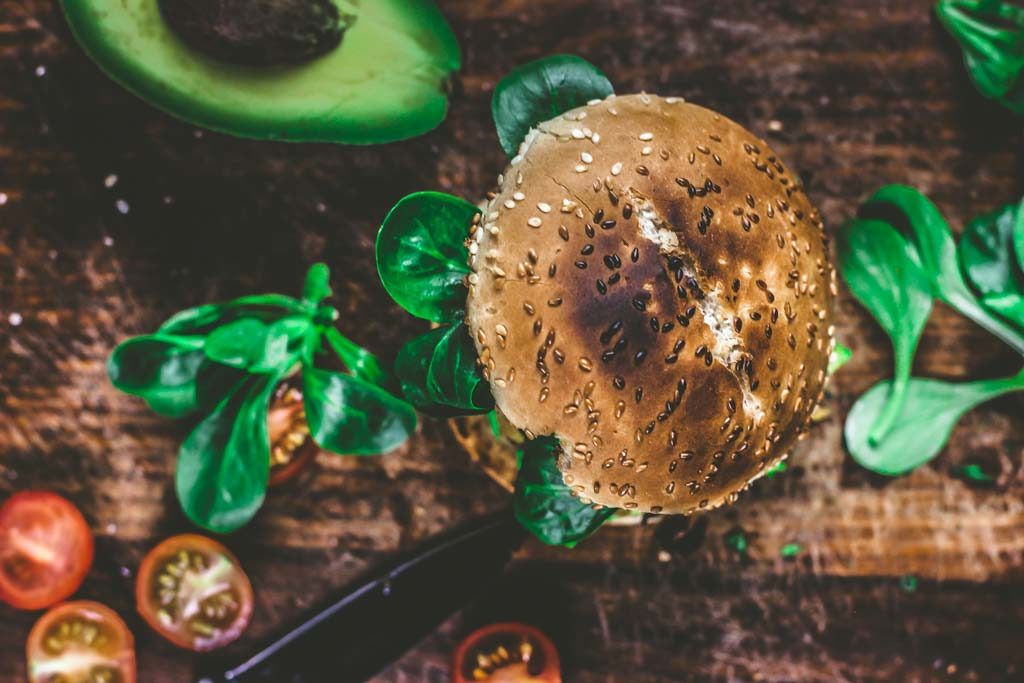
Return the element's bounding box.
[593,209,604,223]
[632,297,647,311]
[649,317,659,332]
[613,337,628,352]
[601,220,617,230]
[623,204,633,219]
[661,321,674,333]
[581,244,594,255]
[575,260,588,269]
[613,376,626,390]
[602,350,616,362]
[630,247,640,262]
[585,224,595,238]
[704,354,713,367]
[665,353,678,364]
[608,272,621,285]
[633,350,648,365]
[635,387,643,402]
[596,279,607,294]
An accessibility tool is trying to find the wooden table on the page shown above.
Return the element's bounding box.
[2,1,1022,680]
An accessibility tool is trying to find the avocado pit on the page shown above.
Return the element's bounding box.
[158,0,351,66]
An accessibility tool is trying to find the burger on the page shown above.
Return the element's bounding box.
[378,56,835,537]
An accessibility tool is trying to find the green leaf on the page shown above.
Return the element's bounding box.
[302,367,417,455]
[937,0,1024,113]
[828,343,853,375]
[376,191,478,323]
[394,324,494,415]
[845,371,1024,476]
[860,185,1024,355]
[159,294,306,336]
[492,54,614,157]
[838,219,933,443]
[514,436,615,547]
[322,327,387,386]
[107,335,205,417]
[959,199,1024,329]
[176,373,277,533]
[203,316,309,374]
[959,463,995,482]
[303,263,332,305]
[1015,204,1024,273]
[780,543,803,558]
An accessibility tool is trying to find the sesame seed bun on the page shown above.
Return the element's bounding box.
[466,94,836,514]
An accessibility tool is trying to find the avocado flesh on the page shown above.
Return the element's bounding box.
[61,0,461,143]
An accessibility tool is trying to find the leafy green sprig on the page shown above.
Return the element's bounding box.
[839,186,1024,475]
[937,0,1024,114]
[108,264,417,533]
[374,55,618,546]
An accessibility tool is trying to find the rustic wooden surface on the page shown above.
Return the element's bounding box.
[1,0,1023,680]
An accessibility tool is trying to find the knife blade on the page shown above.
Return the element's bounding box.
[195,507,524,683]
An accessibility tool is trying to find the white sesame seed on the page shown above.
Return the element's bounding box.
[575,164,588,173]
[592,132,601,144]
[468,273,480,284]
[513,191,525,201]
[580,152,593,163]
[611,162,623,176]
[641,146,652,156]
[103,174,118,189]
[587,99,602,105]
[468,242,479,255]
[503,199,515,209]
[768,119,783,131]
[571,129,585,139]
[639,132,653,141]
[537,202,551,213]
[115,199,130,214]
[582,127,593,138]
[527,217,542,227]
[8,312,22,326]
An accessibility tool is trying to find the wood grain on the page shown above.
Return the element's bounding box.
[0,0,1022,680]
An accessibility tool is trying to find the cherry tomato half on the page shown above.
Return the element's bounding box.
[27,600,136,683]
[267,382,318,487]
[135,534,253,652]
[0,491,94,610]
[453,623,562,683]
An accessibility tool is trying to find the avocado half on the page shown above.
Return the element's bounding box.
[60,0,461,143]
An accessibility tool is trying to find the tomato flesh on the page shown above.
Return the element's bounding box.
[453,623,561,683]
[267,382,318,486]
[27,600,136,683]
[0,491,94,610]
[136,534,253,652]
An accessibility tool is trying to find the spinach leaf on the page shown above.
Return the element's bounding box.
[828,342,853,376]
[302,367,417,455]
[107,334,205,417]
[514,436,615,547]
[838,218,933,442]
[492,54,614,157]
[176,373,277,533]
[937,0,1024,114]
[861,185,1024,355]
[203,315,309,374]
[160,293,306,336]
[845,369,1024,475]
[394,324,494,415]
[322,327,387,387]
[376,191,478,323]
[959,199,1024,328]
[1015,206,1024,273]
[302,262,332,305]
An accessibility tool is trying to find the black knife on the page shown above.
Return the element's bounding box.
[194,507,524,683]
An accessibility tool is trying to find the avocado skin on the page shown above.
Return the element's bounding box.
[158,0,347,67]
[61,0,461,143]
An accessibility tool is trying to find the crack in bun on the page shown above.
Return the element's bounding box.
[466,94,836,514]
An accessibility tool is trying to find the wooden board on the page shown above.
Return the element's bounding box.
[1,0,1022,680]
